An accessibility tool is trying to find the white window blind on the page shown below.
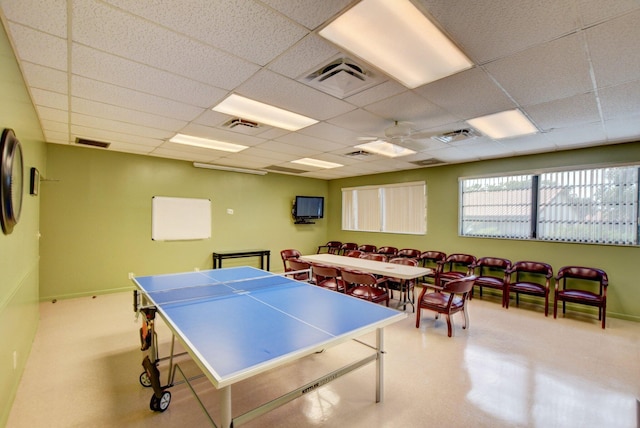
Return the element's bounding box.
[342,182,426,234]
[538,167,638,245]
[460,175,532,239]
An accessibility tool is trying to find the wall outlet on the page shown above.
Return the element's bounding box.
[13,351,17,370]
[226,208,234,215]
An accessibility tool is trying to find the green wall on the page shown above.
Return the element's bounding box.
[328,143,640,321]
[40,145,329,300]
[0,21,46,427]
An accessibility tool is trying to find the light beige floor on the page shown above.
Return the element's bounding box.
[6,289,640,428]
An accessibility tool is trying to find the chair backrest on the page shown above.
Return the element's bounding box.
[317,241,342,254]
[341,269,377,287]
[440,253,477,273]
[509,261,553,281]
[360,253,387,262]
[397,248,421,259]
[443,275,477,295]
[556,266,608,292]
[474,256,512,278]
[389,257,418,267]
[419,251,446,265]
[358,244,377,253]
[288,258,310,271]
[377,246,398,256]
[345,250,364,258]
[312,263,341,282]
[280,249,301,270]
[340,242,358,254]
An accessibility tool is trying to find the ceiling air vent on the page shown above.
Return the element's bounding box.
[299,56,385,99]
[223,118,259,129]
[345,150,373,158]
[75,137,110,148]
[411,158,446,167]
[431,128,480,144]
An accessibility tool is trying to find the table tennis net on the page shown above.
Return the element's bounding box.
[144,273,299,306]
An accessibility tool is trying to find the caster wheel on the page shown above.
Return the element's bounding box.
[150,390,171,412]
[139,371,152,387]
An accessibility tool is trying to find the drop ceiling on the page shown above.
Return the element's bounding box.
[1,0,639,179]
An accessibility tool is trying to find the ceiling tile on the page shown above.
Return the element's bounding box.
[235,69,356,121]
[2,0,67,38]
[103,0,308,66]
[544,122,607,148]
[71,113,173,140]
[599,79,640,121]
[416,67,515,119]
[72,1,260,90]
[8,23,67,70]
[267,34,339,79]
[418,0,579,63]
[71,76,204,122]
[578,0,640,26]
[484,33,594,106]
[365,91,459,130]
[260,0,351,29]
[524,92,601,131]
[31,88,67,110]
[71,44,227,108]
[70,123,165,147]
[20,61,68,93]
[587,9,640,87]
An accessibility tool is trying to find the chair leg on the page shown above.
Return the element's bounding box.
[446,314,453,337]
[462,307,469,330]
[601,304,606,329]
[415,308,421,328]
[553,297,558,319]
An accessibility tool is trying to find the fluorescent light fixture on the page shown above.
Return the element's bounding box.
[193,162,267,175]
[170,133,247,152]
[355,140,416,157]
[291,158,343,169]
[212,94,318,131]
[319,0,473,89]
[467,109,538,140]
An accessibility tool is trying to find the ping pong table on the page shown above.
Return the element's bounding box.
[132,266,406,427]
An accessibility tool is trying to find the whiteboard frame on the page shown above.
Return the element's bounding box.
[151,196,211,241]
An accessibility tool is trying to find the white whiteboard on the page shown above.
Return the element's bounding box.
[152,196,211,241]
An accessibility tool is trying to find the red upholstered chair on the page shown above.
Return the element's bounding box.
[345,250,364,258]
[286,258,312,282]
[506,261,553,316]
[396,248,421,259]
[317,241,342,254]
[311,264,346,293]
[341,269,390,306]
[415,275,477,337]
[339,242,358,255]
[436,254,476,286]
[471,257,512,306]
[280,249,301,272]
[418,251,446,284]
[377,246,398,257]
[554,266,609,329]
[357,244,377,254]
[386,257,418,308]
[360,253,387,263]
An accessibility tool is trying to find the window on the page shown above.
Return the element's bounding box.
[459,166,639,245]
[342,182,426,234]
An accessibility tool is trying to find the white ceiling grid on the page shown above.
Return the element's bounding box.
[0,0,639,179]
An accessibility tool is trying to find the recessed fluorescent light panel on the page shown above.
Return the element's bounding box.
[169,133,247,152]
[467,109,538,140]
[291,158,343,169]
[319,0,473,89]
[355,141,416,158]
[212,94,318,131]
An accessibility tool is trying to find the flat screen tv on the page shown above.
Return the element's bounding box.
[294,196,324,219]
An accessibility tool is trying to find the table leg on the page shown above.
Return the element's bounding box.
[376,327,384,403]
[221,386,232,427]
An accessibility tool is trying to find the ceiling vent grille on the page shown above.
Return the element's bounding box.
[223,118,259,129]
[300,56,385,99]
[75,137,110,148]
[345,150,373,158]
[411,158,446,167]
[431,128,480,144]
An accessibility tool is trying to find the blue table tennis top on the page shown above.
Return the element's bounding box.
[134,267,406,387]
